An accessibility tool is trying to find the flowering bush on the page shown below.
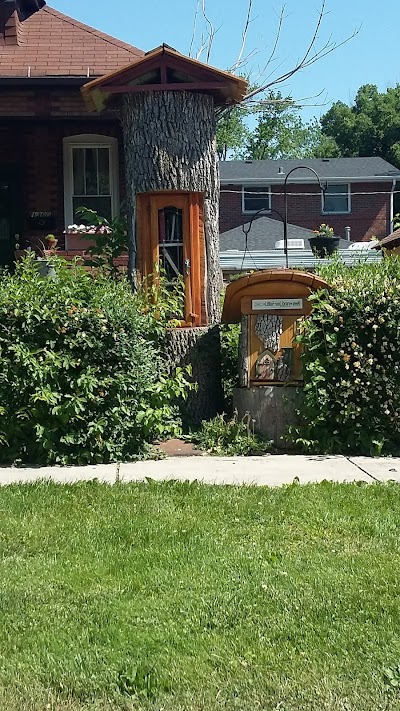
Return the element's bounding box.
[313,223,335,238]
[65,224,112,235]
[292,256,400,455]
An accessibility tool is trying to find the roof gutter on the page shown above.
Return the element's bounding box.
[0,77,97,87]
[220,176,400,185]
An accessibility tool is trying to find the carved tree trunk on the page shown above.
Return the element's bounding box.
[119,91,223,422]
[120,90,221,323]
[164,326,223,427]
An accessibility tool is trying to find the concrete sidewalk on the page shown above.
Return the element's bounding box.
[0,455,399,487]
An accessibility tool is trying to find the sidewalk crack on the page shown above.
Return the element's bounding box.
[346,457,380,482]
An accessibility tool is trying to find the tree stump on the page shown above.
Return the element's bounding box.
[164,326,223,426]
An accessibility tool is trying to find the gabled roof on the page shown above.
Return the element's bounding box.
[0,5,143,78]
[220,157,400,184]
[82,44,248,112]
[220,216,350,251]
[221,216,314,251]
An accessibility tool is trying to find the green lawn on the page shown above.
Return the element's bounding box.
[1,480,400,710]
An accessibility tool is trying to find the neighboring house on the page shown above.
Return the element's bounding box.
[0,1,143,266]
[220,158,400,242]
[219,215,381,278]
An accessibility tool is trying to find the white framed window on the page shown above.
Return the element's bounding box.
[63,134,119,228]
[322,183,351,214]
[242,186,271,214]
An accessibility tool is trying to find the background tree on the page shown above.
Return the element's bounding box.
[216,91,341,160]
[240,92,340,160]
[320,84,400,168]
[216,105,250,160]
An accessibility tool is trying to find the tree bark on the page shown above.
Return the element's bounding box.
[239,315,250,387]
[164,326,224,426]
[120,90,221,323]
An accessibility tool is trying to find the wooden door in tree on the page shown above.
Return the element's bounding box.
[137,192,206,326]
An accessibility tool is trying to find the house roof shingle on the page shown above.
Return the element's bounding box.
[220,216,350,251]
[220,157,400,183]
[0,5,143,78]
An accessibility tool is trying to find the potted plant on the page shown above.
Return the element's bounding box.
[35,234,58,278]
[309,223,340,257]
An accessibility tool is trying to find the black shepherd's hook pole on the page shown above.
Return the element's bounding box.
[282,167,327,269]
[241,208,285,272]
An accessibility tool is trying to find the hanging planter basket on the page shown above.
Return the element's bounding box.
[309,236,340,258]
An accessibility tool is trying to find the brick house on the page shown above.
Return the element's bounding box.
[1,2,399,271]
[220,158,400,242]
[0,0,143,267]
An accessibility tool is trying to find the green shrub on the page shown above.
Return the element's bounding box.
[293,256,400,455]
[192,412,271,456]
[0,256,188,465]
[220,323,240,410]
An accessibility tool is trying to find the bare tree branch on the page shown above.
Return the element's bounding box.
[244,24,359,103]
[196,33,208,61]
[191,0,221,62]
[246,89,329,108]
[188,0,201,58]
[230,48,259,73]
[251,4,286,85]
[190,0,359,115]
[231,0,254,72]
[202,0,215,62]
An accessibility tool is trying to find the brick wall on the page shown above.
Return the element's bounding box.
[0,87,116,117]
[0,86,124,249]
[220,182,392,241]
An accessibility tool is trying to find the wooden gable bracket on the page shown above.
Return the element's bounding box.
[82,44,248,112]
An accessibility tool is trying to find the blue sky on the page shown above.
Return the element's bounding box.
[50,0,399,120]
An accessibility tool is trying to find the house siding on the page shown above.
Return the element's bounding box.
[220,181,392,241]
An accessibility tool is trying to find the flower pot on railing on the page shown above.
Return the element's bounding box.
[308,235,340,258]
[65,232,96,251]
